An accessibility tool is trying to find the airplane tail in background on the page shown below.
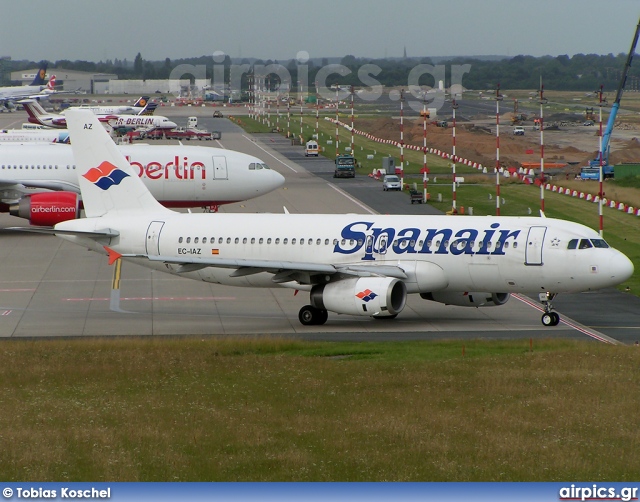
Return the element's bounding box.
[132,96,150,108]
[137,101,157,116]
[19,99,49,125]
[30,64,48,86]
[65,109,171,218]
[46,75,57,91]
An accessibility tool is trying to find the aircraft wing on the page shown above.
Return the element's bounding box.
[145,254,408,281]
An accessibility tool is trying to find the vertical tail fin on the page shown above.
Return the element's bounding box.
[132,96,150,108]
[65,109,171,218]
[19,99,49,124]
[137,101,157,116]
[46,75,57,91]
[30,64,48,86]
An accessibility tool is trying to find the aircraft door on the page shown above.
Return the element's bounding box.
[213,156,228,180]
[525,226,546,266]
[146,221,165,256]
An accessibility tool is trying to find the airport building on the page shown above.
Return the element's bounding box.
[11,69,118,94]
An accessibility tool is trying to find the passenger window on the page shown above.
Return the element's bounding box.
[243,238,247,244]
[219,238,223,244]
[568,239,578,250]
[333,239,338,245]
[300,239,304,245]
[202,238,207,244]
[226,238,231,244]
[291,238,296,244]
[235,238,239,244]
[579,239,592,249]
[316,239,321,245]
[283,238,288,244]
[513,242,518,249]
[275,238,280,244]
[186,237,191,244]
[267,238,272,244]
[259,238,263,244]
[251,238,255,244]
[178,237,183,244]
[194,237,199,244]
[325,239,329,245]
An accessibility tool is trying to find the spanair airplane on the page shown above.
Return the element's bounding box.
[20,99,176,130]
[0,64,50,110]
[34,110,634,328]
[0,142,284,226]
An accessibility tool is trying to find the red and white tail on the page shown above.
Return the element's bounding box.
[46,75,56,91]
[19,99,50,125]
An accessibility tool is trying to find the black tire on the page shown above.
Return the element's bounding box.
[541,313,553,326]
[298,305,327,326]
[550,312,560,326]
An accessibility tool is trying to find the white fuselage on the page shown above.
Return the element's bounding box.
[0,143,284,206]
[57,213,634,295]
[0,129,69,143]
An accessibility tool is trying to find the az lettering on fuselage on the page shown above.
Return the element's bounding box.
[334,221,520,260]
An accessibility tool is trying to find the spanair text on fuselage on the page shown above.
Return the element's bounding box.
[80,213,628,295]
[0,144,283,205]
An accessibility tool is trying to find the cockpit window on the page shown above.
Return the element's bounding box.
[249,163,255,170]
[591,239,610,248]
[568,239,578,250]
[579,239,593,249]
[261,163,270,170]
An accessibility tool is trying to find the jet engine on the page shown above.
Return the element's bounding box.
[420,291,510,307]
[9,192,79,226]
[310,277,407,317]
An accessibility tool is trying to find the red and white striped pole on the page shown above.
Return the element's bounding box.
[495,84,503,216]
[452,98,459,213]
[423,93,428,203]
[598,85,605,236]
[299,80,303,139]
[350,85,355,155]
[539,79,547,213]
[315,81,319,142]
[400,89,405,188]
[335,86,339,158]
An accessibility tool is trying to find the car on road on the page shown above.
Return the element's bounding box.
[382,175,402,191]
[513,126,525,136]
[583,120,595,126]
[212,111,223,118]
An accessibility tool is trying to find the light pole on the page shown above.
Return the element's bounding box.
[495,84,503,216]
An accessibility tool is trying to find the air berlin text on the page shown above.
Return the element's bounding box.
[126,155,206,180]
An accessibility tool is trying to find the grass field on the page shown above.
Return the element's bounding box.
[1,337,640,481]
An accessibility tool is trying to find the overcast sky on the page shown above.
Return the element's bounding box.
[1,0,638,62]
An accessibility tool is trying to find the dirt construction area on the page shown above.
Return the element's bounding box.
[357,113,640,176]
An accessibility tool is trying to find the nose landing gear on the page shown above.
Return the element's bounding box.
[539,292,560,326]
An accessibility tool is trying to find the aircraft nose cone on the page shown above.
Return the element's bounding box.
[612,252,634,283]
[270,170,285,190]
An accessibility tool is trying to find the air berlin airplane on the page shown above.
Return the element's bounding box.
[0,142,284,226]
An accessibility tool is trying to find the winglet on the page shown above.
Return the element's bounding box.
[104,246,123,266]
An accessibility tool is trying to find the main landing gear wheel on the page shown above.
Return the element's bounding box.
[539,293,560,327]
[298,305,328,326]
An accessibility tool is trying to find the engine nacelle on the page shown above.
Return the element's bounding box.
[9,192,79,226]
[421,291,510,307]
[310,277,407,317]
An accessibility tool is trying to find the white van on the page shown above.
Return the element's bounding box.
[305,140,319,157]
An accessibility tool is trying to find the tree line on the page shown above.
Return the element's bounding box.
[7,52,640,92]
